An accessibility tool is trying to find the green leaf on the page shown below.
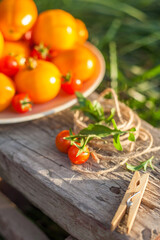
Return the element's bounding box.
[113,134,123,151]
[126,156,154,172]
[73,92,106,122]
[93,100,105,118]
[112,119,118,130]
[105,108,115,123]
[129,127,136,132]
[104,92,112,99]
[79,123,123,138]
[128,133,135,141]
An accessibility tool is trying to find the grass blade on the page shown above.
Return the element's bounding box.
[109,41,118,91]
[77,0,146,21]
[120,32,160,55]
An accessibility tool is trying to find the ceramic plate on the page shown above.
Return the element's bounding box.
[0,42,106,124]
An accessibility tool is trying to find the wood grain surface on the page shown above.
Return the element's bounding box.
[0,96,159,240]
[65,236,77,240]
[0,191,49,240]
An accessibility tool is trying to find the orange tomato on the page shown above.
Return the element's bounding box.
[0,31,4,57]
[2,41,30,66]
[0,0,38,41]
[76,19,88,44]
[32,9,78,51]
[53,45,96,81]
[0,73,15,112]
[15,59,61,104]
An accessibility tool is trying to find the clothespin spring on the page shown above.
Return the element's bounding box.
[127,191,141,207]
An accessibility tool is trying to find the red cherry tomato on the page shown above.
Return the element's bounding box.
[68,144,90,164]
[55,130,74,153]
[0,55,19,77]
[12,93,32,113]
[30,43,52,61]
[61,72,82,94]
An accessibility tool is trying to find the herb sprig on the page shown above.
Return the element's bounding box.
[126,156,154,172]
[72,92,115,123]
[65,120,136,156]
[69,92,136,156]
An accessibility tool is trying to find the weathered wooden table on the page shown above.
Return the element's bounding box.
[0,96,159,240]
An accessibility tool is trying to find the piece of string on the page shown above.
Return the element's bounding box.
[72,88,160,175]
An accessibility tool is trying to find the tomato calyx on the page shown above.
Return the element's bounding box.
[64,129,90,157]
[26,57,37,70]
[61,72,82,95]
[31,43,52,61]
[9,29,14,34]
[35,43,49,58]
[19,97,33,111]
[68,144,90,165]
[55,129,90,164]
[12,94,32,114]
[61,72,72,83]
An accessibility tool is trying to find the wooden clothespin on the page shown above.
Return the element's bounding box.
[111,171,149,234]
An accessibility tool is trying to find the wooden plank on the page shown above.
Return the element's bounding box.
[0,191,49,240]
[0,107,159,240]
[65,236,77,240]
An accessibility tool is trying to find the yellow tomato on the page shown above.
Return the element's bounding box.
[32,9,78,50]
[76,19,88,44]
[15,60,61,104]
[0,31,4,57]
[0,0,38,41]
[0,73,15,112]
[53,45,96,81]
[2,40,30,67]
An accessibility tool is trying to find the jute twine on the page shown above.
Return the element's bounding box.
[72,88,160,175]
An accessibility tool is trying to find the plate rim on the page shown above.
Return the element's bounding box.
[0,42,106,124]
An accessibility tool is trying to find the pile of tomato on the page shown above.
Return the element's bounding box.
[0,0,96,113]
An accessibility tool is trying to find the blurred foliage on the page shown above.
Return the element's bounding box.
[35,0,160,127]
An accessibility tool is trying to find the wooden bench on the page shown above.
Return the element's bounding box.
[0,190,49,240]
[65,237,77,240]
[0,94,159,240]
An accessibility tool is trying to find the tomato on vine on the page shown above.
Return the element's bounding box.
[55,130,75,153]
[12,93,32,113]
[68,144,90,164]
[61,72,82,94]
